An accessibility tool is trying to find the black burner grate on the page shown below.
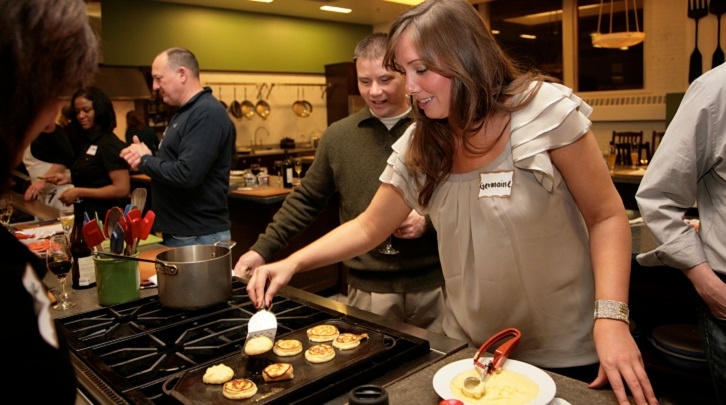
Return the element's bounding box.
[58,281,430,404]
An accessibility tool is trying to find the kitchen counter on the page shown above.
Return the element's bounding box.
[610,165,647,185]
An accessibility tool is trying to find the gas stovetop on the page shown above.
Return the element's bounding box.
[56,281,455,404]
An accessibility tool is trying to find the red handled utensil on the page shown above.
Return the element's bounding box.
[140,210,155,240]
[463,327,522,392]
[118,215,134,255]
[82,219,106,253]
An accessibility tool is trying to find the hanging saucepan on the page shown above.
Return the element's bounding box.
[218,85,228,109]
[292,86,313,118]
[229,86,242,119]
[255,83,273,120]
[240,86,256,120]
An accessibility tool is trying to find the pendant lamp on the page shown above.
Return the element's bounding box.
[592,0,645,48]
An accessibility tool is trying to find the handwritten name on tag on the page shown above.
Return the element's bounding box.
[479,171,513,198]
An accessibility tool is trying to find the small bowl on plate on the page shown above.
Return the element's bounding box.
[433,358,555,405]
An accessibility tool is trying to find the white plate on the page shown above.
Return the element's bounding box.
[433,358,556,405]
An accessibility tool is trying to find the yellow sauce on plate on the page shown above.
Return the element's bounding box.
[449,369,539,405]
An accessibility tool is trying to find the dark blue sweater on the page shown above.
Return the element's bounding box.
[139,87,235,236]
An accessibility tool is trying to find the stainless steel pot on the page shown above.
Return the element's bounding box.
[155,241,237,309]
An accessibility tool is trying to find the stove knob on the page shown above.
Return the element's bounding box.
[348,384,389,405]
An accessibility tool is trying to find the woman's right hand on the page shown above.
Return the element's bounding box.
[246,259,296,308]
[24,179,46,201]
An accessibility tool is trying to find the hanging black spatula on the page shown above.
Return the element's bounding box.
[711,0,726,67]
[689,0,709,82]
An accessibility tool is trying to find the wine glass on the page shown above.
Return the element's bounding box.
[294,159,303,179]
[630,142,640,169]
[59,208,74,238]
[273,160,283,186]
[46,234,76,310]
[0,195,13,230]
[378,235,399,255]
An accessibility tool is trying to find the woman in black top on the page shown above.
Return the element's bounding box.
[49,86,130,219]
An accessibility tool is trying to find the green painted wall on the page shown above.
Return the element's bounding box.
[101,0,372,73]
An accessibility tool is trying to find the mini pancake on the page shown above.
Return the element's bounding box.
[273,339,303,356]
[244,335,274,356]
[202,363,234,384]
[305,344,336,363]
[307,324,339,342]
[262,362,294,382]
[222,378,257,400]
[332,332,369,350]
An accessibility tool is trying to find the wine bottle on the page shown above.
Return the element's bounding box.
[282,151,294,189]
[70,204,95,289]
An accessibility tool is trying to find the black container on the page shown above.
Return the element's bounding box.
[349,385,389,405]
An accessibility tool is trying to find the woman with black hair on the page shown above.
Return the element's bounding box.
[47,86,130,219]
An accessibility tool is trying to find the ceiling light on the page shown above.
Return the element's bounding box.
[491,29,500,35]
[592,0,645,49]
[320,5,352,14]
[383,0,426,5]
[520,34,537,40]
[248,0,273,3]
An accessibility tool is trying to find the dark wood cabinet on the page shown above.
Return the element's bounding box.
[324,62,360,126]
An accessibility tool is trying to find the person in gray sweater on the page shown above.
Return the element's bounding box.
[234,33,445,332]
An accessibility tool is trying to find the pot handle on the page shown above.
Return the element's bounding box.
[93,251,178,275]
[214,240,237,249]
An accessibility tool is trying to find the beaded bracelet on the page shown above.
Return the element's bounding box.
[593,300,630,324]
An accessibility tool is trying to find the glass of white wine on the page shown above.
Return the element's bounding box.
[294,159,302,178]
[59,208,74,238]
[273,160,283,186]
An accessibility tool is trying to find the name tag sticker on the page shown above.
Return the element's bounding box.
[86,145,98,156]
[479,171,514,198]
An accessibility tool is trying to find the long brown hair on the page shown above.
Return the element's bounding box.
[0,0,97,194]
[384,0,551,207]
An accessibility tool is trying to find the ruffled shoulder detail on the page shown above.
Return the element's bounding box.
[380,124,427,212]
[510,81,593,192]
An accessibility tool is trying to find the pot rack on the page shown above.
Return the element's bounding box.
[205,82,330,98]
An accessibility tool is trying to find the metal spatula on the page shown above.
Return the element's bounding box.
[246,304,277,341]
